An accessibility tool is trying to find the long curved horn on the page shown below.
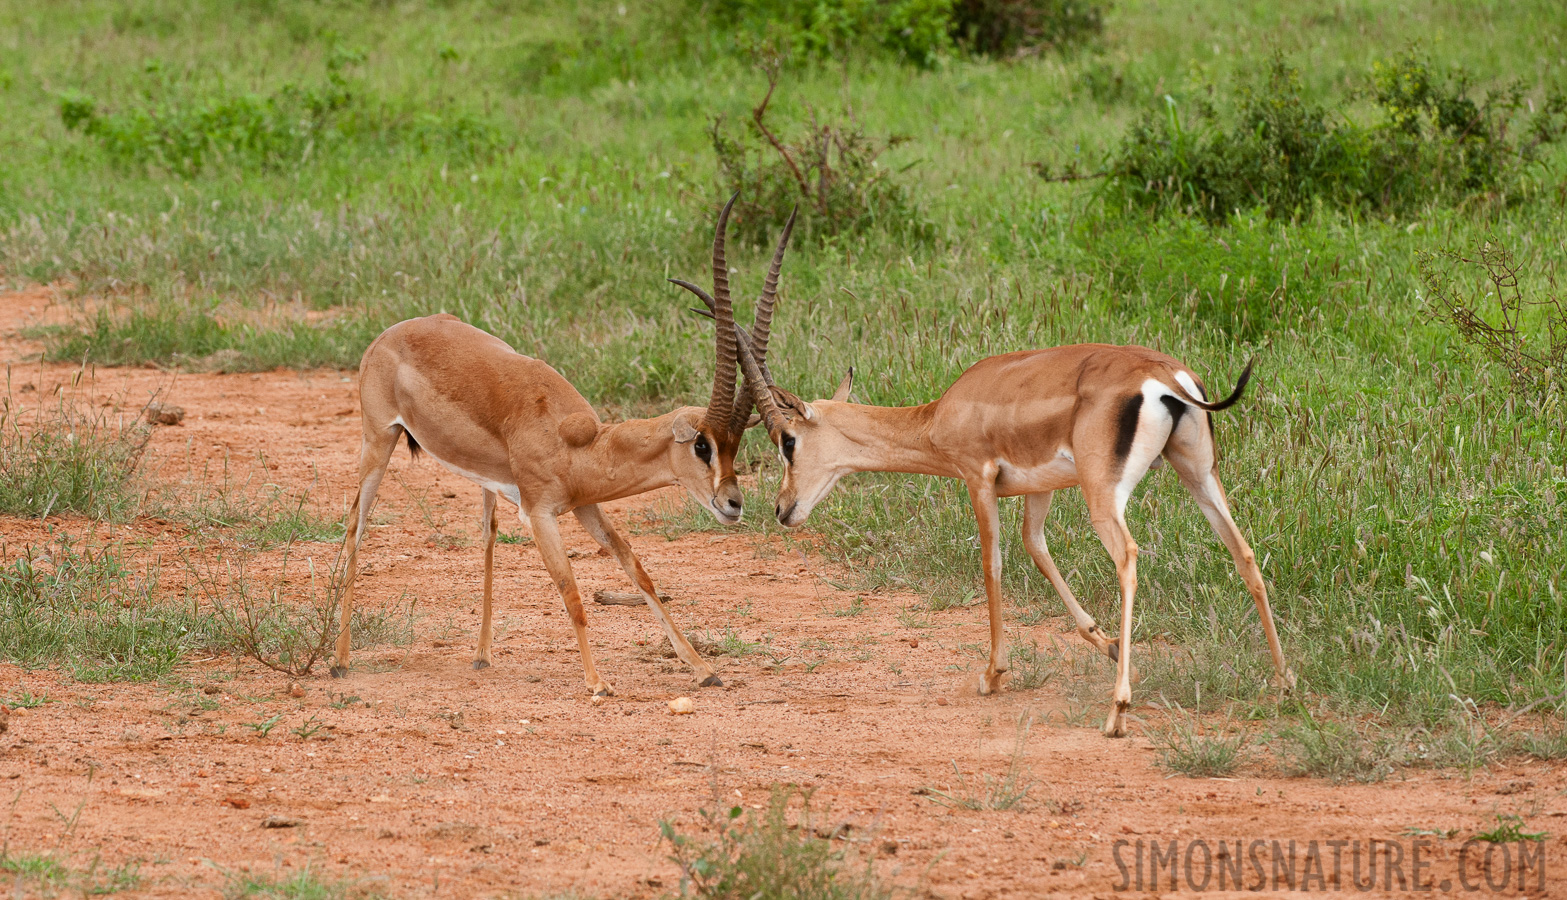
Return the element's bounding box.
[703,193,740,433]
[724,205,795,437]
[734,327,787,438]
[751,205,796,363]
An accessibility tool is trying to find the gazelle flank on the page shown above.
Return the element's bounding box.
[333,202,765,694]
[736,329,1294,738]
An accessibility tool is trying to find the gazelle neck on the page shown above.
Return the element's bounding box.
[816,401,951,478]
[577,412,685,502]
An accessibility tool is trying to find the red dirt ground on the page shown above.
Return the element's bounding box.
[0,285,1562,898]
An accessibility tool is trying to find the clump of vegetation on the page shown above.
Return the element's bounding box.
[1151,716,1250,777]
[0,532,204,682]
[1420,241,1565,399]
[186,542,345,677]
[924,717,1035,810]
[1272,715,1399,783]
[0,380,152,521]
[707,0,1103,66]
[0,848,141,897]
[710,62,926,243]
[58,47,497,177]
[662,785,894,900]
[1098,52,1566,221]
[1005,639,1057,690]
[949,0,1103,57]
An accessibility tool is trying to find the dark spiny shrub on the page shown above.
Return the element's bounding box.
[709,64,928,244]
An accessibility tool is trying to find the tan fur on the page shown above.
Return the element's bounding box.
[334,313,739,694]
[751,342,1295,737]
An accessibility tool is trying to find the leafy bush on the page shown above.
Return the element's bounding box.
[949,0,1103,57]
[58,49,499,176]
[710,63,927,243]
[1101,52,1566,221]
[1419,241,1566,399]
[707,0,1103,66]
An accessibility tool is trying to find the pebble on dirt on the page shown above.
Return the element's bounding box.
[667,697,695,715]
[262,816,301,828]
[288,682,305,698]
[145,402,185,426]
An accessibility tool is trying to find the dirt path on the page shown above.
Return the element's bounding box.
[0,289,1561,898]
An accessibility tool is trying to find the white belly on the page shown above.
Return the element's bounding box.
[393,416,522,508]
[995,450,1078,496]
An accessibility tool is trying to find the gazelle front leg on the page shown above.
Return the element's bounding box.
[572,505,721,687]
[966,467,1008,695]
[528,509,612,696]
[473,490,500,670]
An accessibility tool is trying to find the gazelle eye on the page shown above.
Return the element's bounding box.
[694,436,712,464]
[781,434,796,464]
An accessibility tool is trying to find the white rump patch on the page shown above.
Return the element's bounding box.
[1174,371,1204,402]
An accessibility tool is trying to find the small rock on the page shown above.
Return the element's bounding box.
[288,682,305,699]
[908,639,918,648]
[145,402,185,426]
[935,697,948,706]
[668,697,695,715]
[262,816,301,828]
[222,796,252,810]
[202,685,221,695]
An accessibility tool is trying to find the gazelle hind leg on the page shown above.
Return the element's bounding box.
[1081,483,1139,738]
[473,490,499,670]
[1021,492,1116,660]
[529,510,611,696]
[573,505,720,687]
[332,431,398,677]
[1172,460,1295,692]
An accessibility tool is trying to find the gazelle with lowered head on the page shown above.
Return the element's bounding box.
[334,203,765,695]
[731,293,1294,736]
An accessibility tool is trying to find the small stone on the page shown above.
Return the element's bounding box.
[145,403,185,426]
[288,682,305,699]
[10,706,25,717]
[203,685,221,695]
[222,796,252,810]
[908,639,919,648]
[667,697,695,715]
[262,816,301,828]
[935,697,948,706]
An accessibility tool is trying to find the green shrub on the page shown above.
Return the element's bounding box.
[58,49,498,176]
[949,0,1103,57]
[1102,52,1566,222]
[707,0,1103,66]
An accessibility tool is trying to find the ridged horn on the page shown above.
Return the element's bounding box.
[734,327,787,438]
[703,192,740,434]
[727,205,795,437]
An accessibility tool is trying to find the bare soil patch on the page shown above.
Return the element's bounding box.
[0,292,1561,898]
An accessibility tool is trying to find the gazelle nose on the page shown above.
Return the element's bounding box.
[723,497,742,515]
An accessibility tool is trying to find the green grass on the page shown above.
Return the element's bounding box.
[1150,716,1250,778]
[1,0,1564,760]
[0,847,141,896]
[0,532,209,681]
[222,866,381,900]
[0,380,151,520]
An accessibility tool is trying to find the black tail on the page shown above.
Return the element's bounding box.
[401,426,422,460]
[1170,358,1254,412]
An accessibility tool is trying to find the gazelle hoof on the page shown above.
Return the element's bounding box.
[472,659,490,671]
[1103,704,1130,738]
[1107,642,1120,663]
[699,674,723,688]
[592,685,615,698]
[1273,669,1298,693]
[329,665,348,679]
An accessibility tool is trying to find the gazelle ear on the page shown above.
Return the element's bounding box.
[830,366,854,402]
[671,415,700,443]
[772,387,816,421]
